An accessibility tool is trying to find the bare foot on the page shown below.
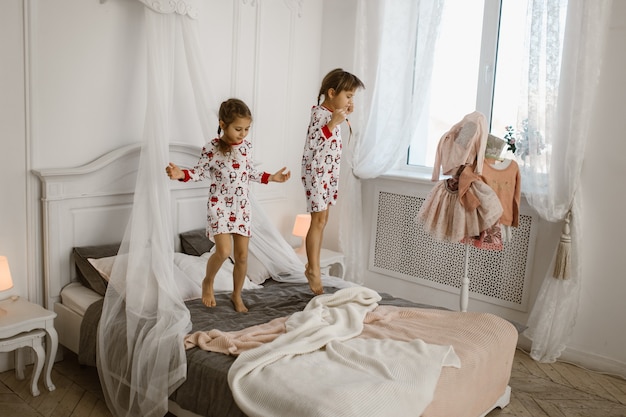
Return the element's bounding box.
[202,277,216,307]
[304,263,324,295]
[231,294,248,313]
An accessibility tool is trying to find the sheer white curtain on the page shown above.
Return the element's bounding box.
[248,194,308,283]
[341,0,444,283]
[97,2,311,415]
[97,2,215,416]
[519,0,612,362]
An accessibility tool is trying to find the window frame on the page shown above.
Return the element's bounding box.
[403,0,504,172]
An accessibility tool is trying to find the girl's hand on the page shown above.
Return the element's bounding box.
[270,167,291,183]
[166,162,184,180]
[328,108,348,131]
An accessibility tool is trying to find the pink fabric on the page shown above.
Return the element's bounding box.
[363,306,517,417]
[184,316,287,355]
[416,177,503,242]
[481,159,521,227]
[402,307,518,417]
[431,111,488,181]
[461,223,504,251]
[457,167,482,211]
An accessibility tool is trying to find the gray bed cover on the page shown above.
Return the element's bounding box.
[79,280,433,417]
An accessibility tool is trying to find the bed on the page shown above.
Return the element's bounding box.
[34,144,518,417]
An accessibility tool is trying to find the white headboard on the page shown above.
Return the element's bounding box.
[33,143,208,309]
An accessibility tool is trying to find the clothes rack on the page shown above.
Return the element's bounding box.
[460,243,470,312]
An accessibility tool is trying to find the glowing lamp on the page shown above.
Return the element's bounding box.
[0,256,15,316]
[292,214,311,254]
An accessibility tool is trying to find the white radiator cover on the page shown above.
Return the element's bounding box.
[369,189,537,311]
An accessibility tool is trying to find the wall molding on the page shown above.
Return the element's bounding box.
[24,0,43,305]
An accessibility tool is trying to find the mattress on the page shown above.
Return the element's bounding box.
[60,281,103,316]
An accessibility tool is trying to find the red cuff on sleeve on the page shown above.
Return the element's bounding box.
[179,169,192,182]
[261,172,270,184]
[321,125,333,139]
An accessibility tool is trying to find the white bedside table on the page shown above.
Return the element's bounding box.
[296,248,345,279]
[0,297,58,395]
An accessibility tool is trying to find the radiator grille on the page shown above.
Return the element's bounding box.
[371,191,534,310]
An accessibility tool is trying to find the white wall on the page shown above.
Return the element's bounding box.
[25,0,322,233]
[0,1,28,300]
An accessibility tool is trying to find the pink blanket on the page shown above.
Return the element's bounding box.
[185,316,287,354]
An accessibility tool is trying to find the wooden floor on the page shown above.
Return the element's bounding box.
[0,348,625,417]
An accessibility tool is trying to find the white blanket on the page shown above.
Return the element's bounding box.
[227,287,461,417]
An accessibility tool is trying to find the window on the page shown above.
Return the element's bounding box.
[407,0,530,167]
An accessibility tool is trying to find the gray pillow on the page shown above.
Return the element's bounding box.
[73,243,120,296]
[179,229,214,256]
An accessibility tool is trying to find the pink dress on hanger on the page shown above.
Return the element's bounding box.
[418,167,503,243]
[416,111,503,243]
[431,111,489,180]
[480,158,521,228]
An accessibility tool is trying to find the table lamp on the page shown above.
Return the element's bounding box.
[0,256,14,316]
[292,214,311,254]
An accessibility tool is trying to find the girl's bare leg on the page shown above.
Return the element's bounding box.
[202,234,231,307]
[231,234,250,312]
[305,209,328,295]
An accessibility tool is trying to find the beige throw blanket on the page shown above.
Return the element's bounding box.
[188,287,461,417]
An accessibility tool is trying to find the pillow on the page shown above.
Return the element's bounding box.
[179,228,270,284]
[87,255,116,282]
[176,251,261,294]
[73,243,120,296]
[179,229,214,256]
[246,252,272,284]
[87,250,262,300]
[87,254,221,301]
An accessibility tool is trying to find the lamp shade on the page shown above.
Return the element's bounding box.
[0,256,14,292]
[292,214,311,238]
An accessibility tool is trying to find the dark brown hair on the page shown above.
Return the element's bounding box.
[317,68,365,104]
[216,98,252,154]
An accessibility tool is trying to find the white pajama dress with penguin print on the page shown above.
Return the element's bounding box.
[301,105,342,212]
[181,138,269,239]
